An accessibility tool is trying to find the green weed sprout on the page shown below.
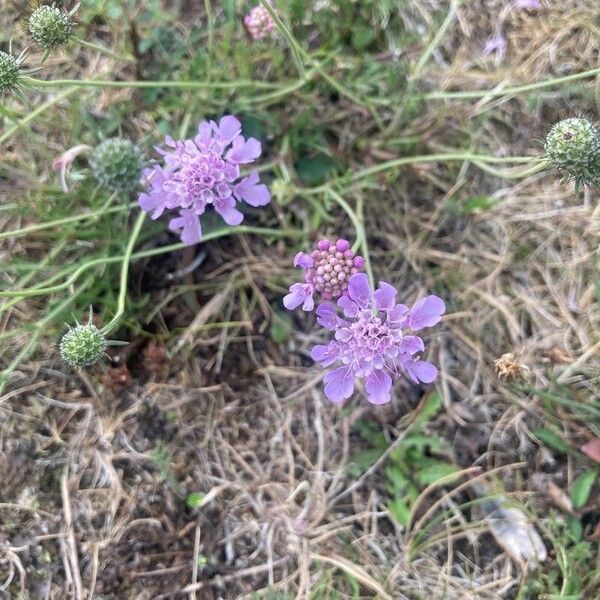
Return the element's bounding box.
[28,3,79,56]
[90,138,144,193]
[544,117,600,189]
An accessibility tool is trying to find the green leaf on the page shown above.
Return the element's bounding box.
[567,514,583,542]
[351,27,375,51]
[223,0,236,22]
[346,448,385,477]
[270,310,293,344]
[571,470,597,509]
[463,195,499,214]
[296,153,338,186]
[413,391,443,429]
[186,492,205,509]
[385,465,409,494]
[532,428,571,454]
[415,460,459,486]
[389,497,411,526]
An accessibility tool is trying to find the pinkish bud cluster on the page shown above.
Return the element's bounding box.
[307,239,364,300]
[244,5,275,40]
[283,239,364,312]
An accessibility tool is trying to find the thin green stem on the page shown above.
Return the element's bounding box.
[72,36,135,63]
[257,0,305,77]
[423,66,600,101]
[0,226,300,299]
[411,3,458,82]
[327,189,374,290]
[472,159,548,179]
[356,196,374,291]
[0,201,135,241]
[203,0,214,61]
[247,70,314,104]
[25,77,281,90]
[101,211,146,334]
[349,153,537,183]
[327,188,363,246]
[0,87,78,145]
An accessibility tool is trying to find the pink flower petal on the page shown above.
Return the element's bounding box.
[283,283,313,311]
[226,137,262,164]
[234,171,271,206]
[316,302,339,329]
[310,341,340,367]
[217,115,242,144]
[323,366,354,403]
[404,359,438,384]
[214,196,244,226]
[294,252,314,269]
[347,273,371,308]
[581,439,600,463]
[365,369,392,405]
[169,209,202,245]
[407,296,445,330]
[374,281,397,311]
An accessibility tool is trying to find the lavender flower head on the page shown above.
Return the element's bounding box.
[138,115,270,245]
[283,239,365,311]
[244,4,275,40]
[513,0,541,8]
[311,273,445,405]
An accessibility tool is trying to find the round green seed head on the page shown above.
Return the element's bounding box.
[28,4,73,52]
[60,323,107,368]
[90,138,144,193]
[0,50,22,95]
[544,117,600,186]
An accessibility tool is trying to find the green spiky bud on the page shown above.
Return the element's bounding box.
[544,117,600,187]
[90,138,144,193]
[0,50,25,95]
[28,3,76,52]
[60,323,107,368]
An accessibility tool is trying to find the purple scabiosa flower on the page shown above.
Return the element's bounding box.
[513,0,541,8]
[244,4,275,40]
[311,273,445,405]
[138,115,271,245]
[483,35,507,62]
[283,239,365,311]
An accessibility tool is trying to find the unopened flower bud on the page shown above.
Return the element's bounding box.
[28,3,78,53]
[544,117,600,188]
[90,138,144,193]
[60,322,107,368]
[0,49,27,95]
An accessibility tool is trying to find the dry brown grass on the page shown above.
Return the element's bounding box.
[1,0,599,598]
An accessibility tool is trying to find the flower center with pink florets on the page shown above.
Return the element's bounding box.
[340,312,401,376]
[175,151,239,213]
[306,240,364,301]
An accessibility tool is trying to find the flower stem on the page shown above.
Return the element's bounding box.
[355,196,374,291]
[0,226,301,299]
[349,153,537,183]
[24,77,281,90]
[257,0,305,78]
[71,36,136,63]
[423,66,600,100]
[327,189,374,290]
[0,201,135,241]
[101,210,146,335]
